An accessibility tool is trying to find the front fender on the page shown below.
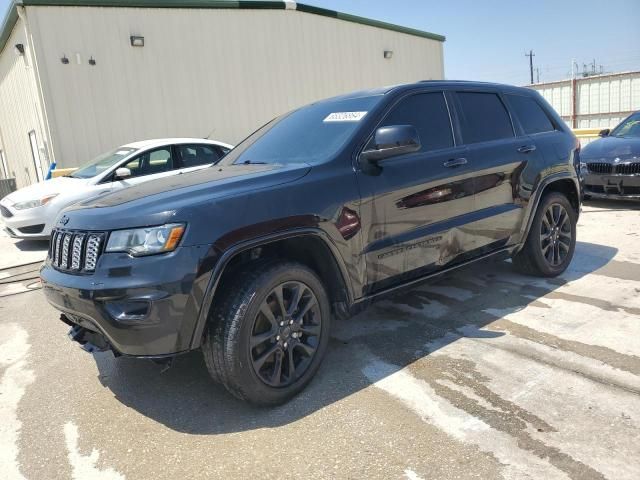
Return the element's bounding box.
[188,227,353,349]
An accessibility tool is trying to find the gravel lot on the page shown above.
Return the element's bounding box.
[1,200,639,480]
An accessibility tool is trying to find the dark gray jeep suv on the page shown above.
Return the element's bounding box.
[41,81,581,405]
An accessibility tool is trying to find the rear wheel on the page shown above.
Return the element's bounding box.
[512,192,577,277]
[202,262,330,406]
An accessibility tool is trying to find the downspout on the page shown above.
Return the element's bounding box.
[571,77,577,129]
[16,5,56,168]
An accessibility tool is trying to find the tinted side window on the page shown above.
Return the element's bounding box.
[380,92,454,152]
[456,92,514,144]
[122,147,172,178]
[506,94,555,134]
[176,144,222,168]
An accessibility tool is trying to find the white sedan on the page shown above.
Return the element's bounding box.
[0,138,233,239]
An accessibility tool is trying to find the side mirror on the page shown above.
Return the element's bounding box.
[598,128,610,137]
[114,167,132,180]
[360,125,421,164]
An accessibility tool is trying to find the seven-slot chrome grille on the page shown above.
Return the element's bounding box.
[49,229,105,272]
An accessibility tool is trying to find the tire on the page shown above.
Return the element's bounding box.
[512,191,577,277]
[202,261,331,406]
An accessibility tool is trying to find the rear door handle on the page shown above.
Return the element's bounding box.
[517,145,537,154]
[443,157,467,168]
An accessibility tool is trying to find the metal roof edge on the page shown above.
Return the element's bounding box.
[294,3,445,42]
[0,1,21,56]
[0,1,445,54]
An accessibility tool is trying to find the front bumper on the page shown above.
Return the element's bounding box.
[583,172,640,200]
[0,201,56,238]
[40,244,215,356]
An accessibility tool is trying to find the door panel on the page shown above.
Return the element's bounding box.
[356,91,476,293]
[451,91,535,252]
[465,138,533,251]
[360,146,476,292]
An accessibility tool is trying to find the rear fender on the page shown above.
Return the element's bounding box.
[515,172,580,253]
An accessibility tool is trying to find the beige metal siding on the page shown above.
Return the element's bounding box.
[27,6,443,168]
[532,71,640,130]
[0,16,50,187]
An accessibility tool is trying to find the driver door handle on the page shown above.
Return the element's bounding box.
[443,157,467,168]
[517,144,537,154]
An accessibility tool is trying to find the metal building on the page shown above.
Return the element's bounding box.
[0,0,445,188]
[530,71,640,130]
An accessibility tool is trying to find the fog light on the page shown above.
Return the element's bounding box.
[105,300,150,322]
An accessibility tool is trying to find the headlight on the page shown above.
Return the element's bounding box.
[13,194,59,210]
[106,223,186,256]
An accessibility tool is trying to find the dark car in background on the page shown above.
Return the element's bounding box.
[581,112,640,200]
[40,81,581,405]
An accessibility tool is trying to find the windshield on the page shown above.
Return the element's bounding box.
[69,147,137,179]
[611,113,640,138]
[219,95,383,166]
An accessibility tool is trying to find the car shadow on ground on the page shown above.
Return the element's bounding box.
[94,240,618,434]
[583,198,640,211]
[12,239,49,252]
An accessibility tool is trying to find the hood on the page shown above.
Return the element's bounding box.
[58,163,311,231]
[1,176,89,204]
[581,136,640,161]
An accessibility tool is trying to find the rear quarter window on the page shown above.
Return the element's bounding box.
[506,94,556,135]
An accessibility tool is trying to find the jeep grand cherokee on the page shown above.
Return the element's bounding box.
[41,81,581,405]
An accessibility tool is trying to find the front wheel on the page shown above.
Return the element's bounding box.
[202,262,331,406]
[512,192,577,277]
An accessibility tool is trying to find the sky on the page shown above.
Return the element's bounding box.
[2,0,639,85]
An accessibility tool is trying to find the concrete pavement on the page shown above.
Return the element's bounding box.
[1,200,639,479]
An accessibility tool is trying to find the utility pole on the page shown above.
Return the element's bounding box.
[525,50,535,84]
[535,67,540,84]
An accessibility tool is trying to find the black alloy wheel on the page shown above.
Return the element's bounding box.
[202,261,330,405]
[540,203,572,267]
[249,281,321,388]
[512,191,577,277]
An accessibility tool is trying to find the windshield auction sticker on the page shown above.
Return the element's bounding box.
[323,112,368,122]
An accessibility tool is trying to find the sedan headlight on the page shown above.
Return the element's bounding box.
[106,223,186,256]
[13,194,59,210]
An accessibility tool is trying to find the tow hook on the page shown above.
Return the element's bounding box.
[68,325,110,353]
[152,357,174,374]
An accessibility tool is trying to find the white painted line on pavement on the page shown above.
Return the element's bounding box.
[404,468,425,480]
[0,324,35,480]
[362,356,570,480]
[64,422,125,480]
